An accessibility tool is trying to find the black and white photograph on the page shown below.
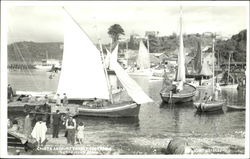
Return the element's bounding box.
[0,1,249,157]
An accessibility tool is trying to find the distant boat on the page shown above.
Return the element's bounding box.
[34,56,61,71]
[160,7,197,104]
[219,51,238,89]
[127,40,153,76]
[186,41,213,88]
[55,8,153,117]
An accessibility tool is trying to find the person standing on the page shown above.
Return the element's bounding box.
[52,110,61,138]
[56,94,61,106]
[31,117,47,148]
[65,114,76,146]
[77,122,85,144]
[23,113,32,138]
[8,84,14,102]
[62,93,68,106]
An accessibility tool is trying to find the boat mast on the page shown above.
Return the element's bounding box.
[212,35,215,93]
[147,36,150,53]
[227,51,231,84]
[93,17,114,103]
[98,38,114,103]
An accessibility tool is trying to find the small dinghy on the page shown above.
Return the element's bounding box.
[194,100,225,112]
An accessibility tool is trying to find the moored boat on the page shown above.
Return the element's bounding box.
[160,7,197,104]
[127,40,153,76]
[194,100,225,112]
[160,83,197,104]
[220,83,239,89]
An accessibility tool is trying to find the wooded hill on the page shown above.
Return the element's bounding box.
[8,29,246,64]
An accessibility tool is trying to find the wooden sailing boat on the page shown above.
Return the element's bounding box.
[160,7,196,104]
[128,40,153,76]
[55,9,152,117]
[220,52,238,89]
[194,35,226,112]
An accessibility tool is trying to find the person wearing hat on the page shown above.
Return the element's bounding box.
[56,94,61,106]
[62,93,68,106]
[52,110,61,138]
[65,114,76,145]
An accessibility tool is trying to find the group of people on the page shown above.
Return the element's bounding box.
[52,109,85,146]
[8,109,85,149]
[200,82,222,105]
[56,93,68,106]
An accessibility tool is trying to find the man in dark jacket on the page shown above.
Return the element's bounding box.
[8,84,14,102]
[52,110,61,138]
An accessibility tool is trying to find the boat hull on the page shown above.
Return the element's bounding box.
[220,84,238,89]
[226,105,245,111]
[194,100,225,112]
[34,65,52,71]
[127,69,153,76]
[78,102,140,117]
[160,83,197,104]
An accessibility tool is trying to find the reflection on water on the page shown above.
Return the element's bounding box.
[8,70,246,154]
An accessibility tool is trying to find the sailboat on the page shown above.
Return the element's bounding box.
[186,41,213,88]
[194,35,226,112]
[160,7,197,104]
[55,9,153,117]
[219,53,238,89]
[127,40,153,76]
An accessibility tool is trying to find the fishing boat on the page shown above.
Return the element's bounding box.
[54,8,152,117]
[127,40,153,76]
[160,7,197,104]
[226,105,245,111]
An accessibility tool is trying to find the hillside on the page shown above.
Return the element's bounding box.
[8,41,63,63]
[7,30,246,64]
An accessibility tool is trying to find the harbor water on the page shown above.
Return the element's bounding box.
[8,70,246,155]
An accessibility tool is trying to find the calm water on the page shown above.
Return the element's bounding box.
[8,70,246,154]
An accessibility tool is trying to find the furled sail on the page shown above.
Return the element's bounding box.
[194,41,202,74]
[110,45,153,104]
[57,10,109,99]
[136,40,150,70]
[176,7,186,82]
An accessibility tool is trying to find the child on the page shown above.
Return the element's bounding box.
[77,122,85,144]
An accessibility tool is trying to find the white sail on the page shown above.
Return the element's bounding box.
[57,11,109,99]
[200,61,213,76]
[176,7,186,82]
[136,40,150,70]
[110,45,153,104]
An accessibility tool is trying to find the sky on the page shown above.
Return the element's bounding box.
[5,1,249,44]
